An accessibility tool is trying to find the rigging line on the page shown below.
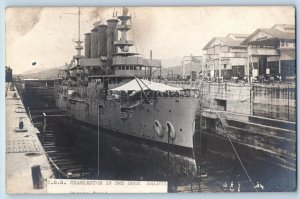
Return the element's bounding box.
[217,82,257,191]
[150,67,159,80]
[163,67,171,74]
[134,77,151,104]
[218,116,258,192]
[136,75,151,90]
[126,62,151,89]
[151,67,160,80]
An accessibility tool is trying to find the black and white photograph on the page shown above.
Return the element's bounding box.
[5,6,296,193]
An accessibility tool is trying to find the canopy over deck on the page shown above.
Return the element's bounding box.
[110,78,182,92]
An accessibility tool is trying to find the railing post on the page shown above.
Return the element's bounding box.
[43,113,47,134]
[31,165,44,189]
[43,113,47,145]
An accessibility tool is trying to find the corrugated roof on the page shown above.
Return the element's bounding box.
[260,28,295,39]
[271,24,295,30]
[203,37,246,50]
[226,33,250,38]
[241,28,295,45]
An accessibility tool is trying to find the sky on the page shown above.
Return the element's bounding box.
[5,6,295,74]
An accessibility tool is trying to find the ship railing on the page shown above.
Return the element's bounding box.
[109,89,200,104]
[131,89,200,99]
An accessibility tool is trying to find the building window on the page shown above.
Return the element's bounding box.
[224,64,227,69]
[126,66,129,70]
[215,99,227,111]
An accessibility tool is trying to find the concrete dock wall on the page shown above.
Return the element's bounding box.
[202,82,251,115]
[6,83,53,193]
[252,84,296,122]
[202,82,296,122]
[198,109,296,172]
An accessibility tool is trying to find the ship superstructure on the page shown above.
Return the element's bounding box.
[55,7,200,155]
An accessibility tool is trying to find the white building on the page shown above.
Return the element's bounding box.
[202,33,249,79]
[241,24,295,81]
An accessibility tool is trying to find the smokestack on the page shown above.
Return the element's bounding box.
[97,25,107,57]
[90,27,98,58]
[106,18,119,60]
[150,50,152,60]
[84,33,91,58]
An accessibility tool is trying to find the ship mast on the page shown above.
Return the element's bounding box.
[73,7,83,66]
[114,7,137,56]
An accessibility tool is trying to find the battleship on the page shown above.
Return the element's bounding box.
[55,7,200,158]
[6,6,296,193]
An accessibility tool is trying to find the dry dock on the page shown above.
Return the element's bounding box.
[6,83,53,193]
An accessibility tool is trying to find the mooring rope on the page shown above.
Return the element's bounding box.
[218,118,258,192]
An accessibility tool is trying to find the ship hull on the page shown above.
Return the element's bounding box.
[56,86,200,151]
[57,115,194,157]
[52,114,197,186]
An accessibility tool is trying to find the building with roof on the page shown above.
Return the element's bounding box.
[202,33,249,80]
[241,24,295,81]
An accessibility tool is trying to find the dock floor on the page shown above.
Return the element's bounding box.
[6,83,53,194]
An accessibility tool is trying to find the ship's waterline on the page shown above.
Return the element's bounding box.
[51,116,197,184]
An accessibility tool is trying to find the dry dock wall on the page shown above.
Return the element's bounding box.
[253,84,296,122]
[198,82,296,174]
[6,83,53,193]
[202,82,251,115]
[202,82,295,122]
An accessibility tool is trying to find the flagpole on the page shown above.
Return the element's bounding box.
[190,54,193,78]
[181,60,184,78]
[191,55,193,83]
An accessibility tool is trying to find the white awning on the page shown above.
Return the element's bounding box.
[110,78,182,92]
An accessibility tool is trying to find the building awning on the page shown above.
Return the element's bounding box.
[110,78,182,91]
